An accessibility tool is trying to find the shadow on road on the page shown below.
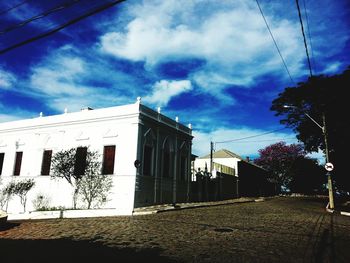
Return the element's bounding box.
[0,222,21,231]
[0,238,179,263]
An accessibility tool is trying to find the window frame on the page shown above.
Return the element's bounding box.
[40,150,53,176]
[13,151,23,176]
[102,145,116,175]
[74,146,88,177]
[0,152,4,175]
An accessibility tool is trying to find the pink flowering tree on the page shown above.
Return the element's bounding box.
[254,141,306,192]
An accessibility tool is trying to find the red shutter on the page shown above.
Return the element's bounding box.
[13,151,23,176]
[41,150,52,175]
[0,153,4,175]
[74,147,87,177]
[102,146,115,175]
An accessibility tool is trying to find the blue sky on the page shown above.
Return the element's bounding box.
[0,0,349,159]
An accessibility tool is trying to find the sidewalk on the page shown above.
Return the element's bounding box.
[132,197,265,215]
[335,200,350,216]
[2,196,348,222]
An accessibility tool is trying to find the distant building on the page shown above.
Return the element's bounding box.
[193,149,272,199]
[0,98,193,215]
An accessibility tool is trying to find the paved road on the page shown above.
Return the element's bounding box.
[1,197,349,263]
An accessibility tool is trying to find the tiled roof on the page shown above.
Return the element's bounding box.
[199,149,243,160]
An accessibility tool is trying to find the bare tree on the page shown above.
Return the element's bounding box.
[1,181,16,211]
[51,148,79,208]
[51,147,113,209]
[13,179,35,212]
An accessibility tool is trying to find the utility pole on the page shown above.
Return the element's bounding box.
[210,141,214,176]
[323,113,334,209]
[283,105,335,210]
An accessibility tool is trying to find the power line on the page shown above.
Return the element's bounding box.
[302,0,316,73]
[224,137,297,144]
[0,0,126,55]
[0,1,30,16]
[255,0,295,86]
[215,127,287,144]
[295,0,313,77]
[0,0,81,35]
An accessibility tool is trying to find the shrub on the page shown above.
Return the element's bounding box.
[32,193,51,211]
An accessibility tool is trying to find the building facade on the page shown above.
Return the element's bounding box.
[193,149,272,199]
[0,98,193,215]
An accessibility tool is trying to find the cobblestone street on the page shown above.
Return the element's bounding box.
[1,197,350,263]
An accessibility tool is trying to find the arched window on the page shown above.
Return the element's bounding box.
[142,129,155,176]
[162,137,174,178]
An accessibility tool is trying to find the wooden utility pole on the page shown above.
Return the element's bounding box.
[210,141,214,175]
[323,113,334,209]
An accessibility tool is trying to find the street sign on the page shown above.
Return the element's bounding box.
[325,162,334,171]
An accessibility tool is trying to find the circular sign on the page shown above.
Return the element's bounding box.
[324,162,334,171]
[134,160,141,168]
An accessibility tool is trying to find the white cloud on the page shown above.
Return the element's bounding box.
[99,0,306,103]
[28,45,139,112]
[306,149,325,164]
[321,62,342,74]
[144,79,192,107]
[0,105,37,123]
[192,127,298,158]
[30,51,87,96]
[0,68,16,89]
[0,114,21,123]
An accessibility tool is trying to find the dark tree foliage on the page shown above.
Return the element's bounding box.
[271,67,350,191]
[288,157,325,194]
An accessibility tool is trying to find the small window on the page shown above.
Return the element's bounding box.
[102,145,115,175]
[13,151,23,176]
[74,147,87,177]
[41,150,52,175]
[0,153,4,175]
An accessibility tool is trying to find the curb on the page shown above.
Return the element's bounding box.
[132,197,266,216]
[340,211,350,216]
[325,202,350,217]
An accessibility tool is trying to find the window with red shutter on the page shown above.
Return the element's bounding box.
[0,153,4,175]
[102,145,115,175]
[13,151,23,176]
[41,150,52,175]
[74,147,87,177]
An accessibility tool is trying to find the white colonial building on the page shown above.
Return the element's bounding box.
[0,98,193,216]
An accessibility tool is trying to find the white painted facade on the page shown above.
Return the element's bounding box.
[193,149,241,179]
[0,99,193,216]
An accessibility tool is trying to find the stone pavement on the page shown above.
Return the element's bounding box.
[132,197,263,215]
[132,195,350,217]
[2,195,349,222]
[1,196,350,263]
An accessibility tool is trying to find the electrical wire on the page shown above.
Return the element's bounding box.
[255,0,295,86]
[215,127,287,144]
[223,137,297,144]
[0,0,126,55]
[0,0,81,35]
[0,1,30,16]
[295,0,313,77]
[302,0,316,73]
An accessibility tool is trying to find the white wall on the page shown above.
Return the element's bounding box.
[193,157,240,177]
[0,103,140,214]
